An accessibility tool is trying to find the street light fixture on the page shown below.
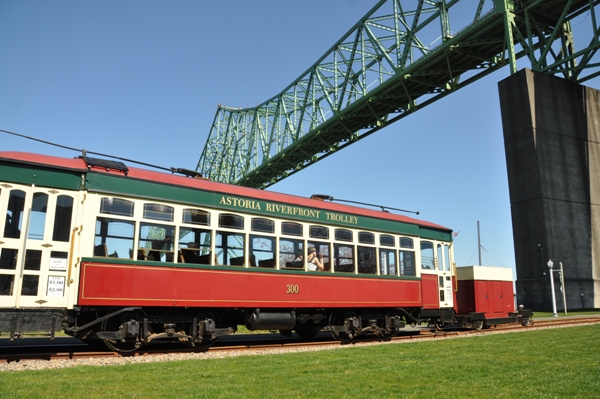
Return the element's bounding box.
[547,259,558,317]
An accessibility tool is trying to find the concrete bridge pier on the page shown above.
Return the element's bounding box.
[498,68,600,311]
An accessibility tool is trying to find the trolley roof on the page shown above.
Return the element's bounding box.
[0,151,452,235]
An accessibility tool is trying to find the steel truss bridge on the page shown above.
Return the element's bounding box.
[196,0,600,189]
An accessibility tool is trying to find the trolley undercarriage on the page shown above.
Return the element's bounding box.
[1,304,533,353]
[61,306,426,352]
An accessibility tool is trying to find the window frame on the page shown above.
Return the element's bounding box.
[281,221,303,237]
[335,228,353,242]
[143,203,174,222]
[251,217,275,234]
[333,243,355,273]
[219,213,244,230]
[182,208,211,226]
[100,197,134,217]
[309,225,329,240]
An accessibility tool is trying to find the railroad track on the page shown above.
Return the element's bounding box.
[2,316,599,367]
[415,315,600,340]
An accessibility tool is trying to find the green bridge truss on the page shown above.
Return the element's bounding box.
[196,0,600,188]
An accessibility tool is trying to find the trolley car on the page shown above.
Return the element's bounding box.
[0,151,528,351]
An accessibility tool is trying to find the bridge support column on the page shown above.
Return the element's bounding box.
[498,68,600,311]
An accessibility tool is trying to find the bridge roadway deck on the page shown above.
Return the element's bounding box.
[228,0,592,188]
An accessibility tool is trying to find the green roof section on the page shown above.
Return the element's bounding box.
[85,172,451,241]
[0,156,452,242]
[0,160,83,190]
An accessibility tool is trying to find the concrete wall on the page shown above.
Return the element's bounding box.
[498,69,600,311]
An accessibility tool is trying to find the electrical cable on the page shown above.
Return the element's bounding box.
[1,128,183,174]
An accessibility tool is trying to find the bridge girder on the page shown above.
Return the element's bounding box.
[197,0,600,188]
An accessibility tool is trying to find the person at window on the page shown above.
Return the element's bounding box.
[307,246,324,271]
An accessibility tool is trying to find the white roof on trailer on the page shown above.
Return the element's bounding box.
[456,266,513,282]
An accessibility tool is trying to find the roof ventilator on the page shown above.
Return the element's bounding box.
[81,155,129,176]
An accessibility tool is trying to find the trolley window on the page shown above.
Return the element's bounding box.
[219,213,244,230]
[444,244,451,271]
[380,234,395,247]
[420,241,434,270]
[179,227,212,264]
[250,235,276,268]
[95,217,135,259]
[357,246,376,274]
[24,250,42,270]
[252,218,274,234]
[280,238,303,269]
[309,225,329,239]
[216,231,245,266]
[138,222,175,262]
[307,241,329,271]
[380,249,397,275]
[100,197,134,217]
[28,192,48,240]
[52,195,74,242]
[144,203,174,222]
[358,232,375,244]
[334,243,354,273]
[4,189,25,239]
[0,248,18,296]
[21,275,39,296]
[335,229,353,242]
[0,248,18,270]
[282,222,303,237]
[182,208,210,226]
[0,274,14,296]
[400,237,414,249]
[399,249,416,276]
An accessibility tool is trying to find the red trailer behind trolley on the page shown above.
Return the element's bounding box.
[455,266,532,330]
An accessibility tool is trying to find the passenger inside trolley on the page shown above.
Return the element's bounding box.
[307,246,324,271]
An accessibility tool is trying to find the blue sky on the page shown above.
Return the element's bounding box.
[2,1,589,278]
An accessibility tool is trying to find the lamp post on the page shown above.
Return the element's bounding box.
[548,259,558,317]
[559,262,567,315]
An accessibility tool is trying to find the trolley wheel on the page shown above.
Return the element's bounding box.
[380,330,399,341]
[100,318,140,353]
[472,320,484,331]
[179,336,195,348]
[522,318,533,327]
[329,311,358,343]
[170,336,216,352]
[195,337,218,351]
[180,335,217,350]
[330,331,352,344]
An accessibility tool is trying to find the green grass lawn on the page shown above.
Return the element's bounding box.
[1,324,599,399]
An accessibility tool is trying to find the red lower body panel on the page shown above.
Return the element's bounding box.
[421,273,440,309]
[456,280,515,318]
[78,262,423,309]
